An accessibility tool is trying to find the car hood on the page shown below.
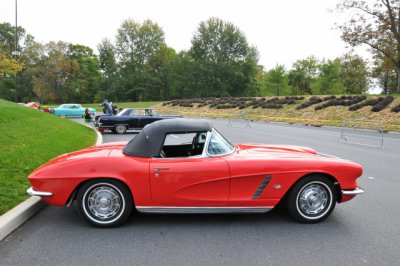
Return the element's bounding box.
[237,143,316,155]
[233,143,344,161]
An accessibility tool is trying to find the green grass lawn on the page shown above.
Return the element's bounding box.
[0,100,96,215]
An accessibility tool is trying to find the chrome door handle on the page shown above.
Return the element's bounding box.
[154,168,170,172]
[154,168,170,177]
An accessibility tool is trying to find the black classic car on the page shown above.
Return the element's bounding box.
[95,108,181,134]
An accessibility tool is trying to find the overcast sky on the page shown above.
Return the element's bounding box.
[0,0,370,70]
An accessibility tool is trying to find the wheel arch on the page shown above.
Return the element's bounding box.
[279,172,341,206]
[114,123,129,127]
[65,177,135,207]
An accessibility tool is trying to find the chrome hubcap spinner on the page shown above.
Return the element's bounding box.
[298,184,328,215]
[87,186,121,219]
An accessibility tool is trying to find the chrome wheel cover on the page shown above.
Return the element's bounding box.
[83,184,124,223]
[297,181,332,218]
[115,125,126,134]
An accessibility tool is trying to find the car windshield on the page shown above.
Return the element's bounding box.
[58,104,68,108]
[207,129,235,156]
[117,109,134,116]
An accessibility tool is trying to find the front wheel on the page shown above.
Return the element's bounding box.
[77,179,133,227]
[287,175,337,223]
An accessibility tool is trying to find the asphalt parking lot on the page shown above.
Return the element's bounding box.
[1,118,399,265]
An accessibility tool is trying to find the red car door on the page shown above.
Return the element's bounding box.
[149,157,230,206]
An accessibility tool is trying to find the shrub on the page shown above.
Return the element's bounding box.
[238,103,246,109]
[296,97,323,110]
[261,103,283,109]
[371,96,394,112]
[391,104,400,113]
[349,96,392,112]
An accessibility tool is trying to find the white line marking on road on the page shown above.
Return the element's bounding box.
[367,176,374,180]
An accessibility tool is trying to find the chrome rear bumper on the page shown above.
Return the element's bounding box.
[341,187,364,195]
[27,187,53,197]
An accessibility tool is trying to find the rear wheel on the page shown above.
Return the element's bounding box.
[114,125,127,134]
[287,175,336,223]
[77,179,133,227]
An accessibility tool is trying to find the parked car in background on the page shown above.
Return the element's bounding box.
[95,108,181,134]
[27,118,364,227]
[43,106,51,113]
[24,102,41,109]
[50,104,96,117]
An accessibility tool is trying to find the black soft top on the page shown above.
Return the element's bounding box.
[123,118,212,157]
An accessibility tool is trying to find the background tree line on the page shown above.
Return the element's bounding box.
[261,54,369,96]
[1,0,399,104]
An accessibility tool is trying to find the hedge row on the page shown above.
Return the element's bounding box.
[163,96,304,109]
[296,96,335,110]
[348,96,394,112]
[315,96,367,110]
[162,96,399,112]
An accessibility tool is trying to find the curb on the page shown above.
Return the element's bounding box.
[0,124,103,242]
[0,197,46,241]
[95,128,103,145]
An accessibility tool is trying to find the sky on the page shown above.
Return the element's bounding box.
[0,0,371,70]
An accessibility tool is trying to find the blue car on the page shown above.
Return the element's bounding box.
[53,104,96,117]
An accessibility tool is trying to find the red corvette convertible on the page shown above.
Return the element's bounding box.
[27,119,364,227]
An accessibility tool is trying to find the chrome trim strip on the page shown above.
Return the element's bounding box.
[27,187,53,197]
[317,152,340,159]
[341,187,365,195]
[205,129,236,158]
[252,175,272,199]
[136,206,272,214]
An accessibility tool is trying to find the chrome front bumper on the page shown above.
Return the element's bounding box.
[27,187,53,197]
[341,187,364,195]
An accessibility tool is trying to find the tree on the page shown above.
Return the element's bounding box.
[145,45,178,100]
[0,22,26,55]
[115,19,166,101]
[65,44,101,103]
[171,51,198,99]
[371,51,396,93]
[247,65,264,97]
[311,59,345,95]
[190,17,251,63]
[336,0,400,92]
[0,50,22,77]
[288,57,318,95]
[30,42,74,103]
[98,39,117,78]
[189,17,259,97]
[263,65,290,96]
[0,23,27,101]
[97,39,118,101]
[0,49,22,100]
[339,53,369,94]
[116,19,165,67]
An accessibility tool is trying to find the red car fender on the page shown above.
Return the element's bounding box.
[28,150,152,206]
